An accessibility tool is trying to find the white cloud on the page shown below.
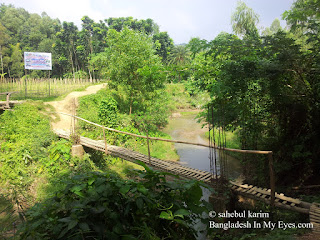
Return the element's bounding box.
[3,0,105,27]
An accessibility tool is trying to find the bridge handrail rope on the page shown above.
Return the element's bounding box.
[53,111,276,207]
[54,112,272,154]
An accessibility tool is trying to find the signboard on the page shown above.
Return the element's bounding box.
[24,52,52,70]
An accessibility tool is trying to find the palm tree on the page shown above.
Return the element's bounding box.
[168,45,191,66]
[168,45,191,82]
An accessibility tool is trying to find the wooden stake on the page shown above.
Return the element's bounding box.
[24,75,27,99]
[73,98,76,136]
[103,127,108,154]
[146,131,151,164]
[48,78,51,97]
[5,92,10,109]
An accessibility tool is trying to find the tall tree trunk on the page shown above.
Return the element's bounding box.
[0,45,4,80]
[69,48,75,80]
[88,68,92,82]
[89,35,95,80]
[129,93,133,115]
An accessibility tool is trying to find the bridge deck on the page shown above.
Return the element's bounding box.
[55,129,312,215]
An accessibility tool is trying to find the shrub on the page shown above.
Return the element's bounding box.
[98,97,119,128]
[19,163,211,240]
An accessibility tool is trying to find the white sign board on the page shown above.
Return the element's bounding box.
[24,52,52,70]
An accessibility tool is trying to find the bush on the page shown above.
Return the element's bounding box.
[19,163,211,240]
[98,97,119,128]
[0,102,56,189]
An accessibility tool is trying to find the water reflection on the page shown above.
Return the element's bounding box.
[164,113,242,239]
[163,113,242,180]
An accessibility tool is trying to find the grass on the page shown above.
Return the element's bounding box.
[180,111,200,116]
[165,82,210,111]
[205,128,241,150]
[165,83,192,110]
[126,137,180,161]
[0,194,19,239]
[106,156,145,177]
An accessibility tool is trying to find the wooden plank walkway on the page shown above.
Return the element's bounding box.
[55,129,312,215]
[310,203,320,235]
[55,129,213,182]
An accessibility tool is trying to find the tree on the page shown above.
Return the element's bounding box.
[187,37,208,59]
[152,31,173,63]
[262,18,282,36]
[283,0,320,50]
[283,0,320,35]
[168,45,191,66]
[231,1,259,38]
[0,22,9,79]
[55,22,79,78]
[105,28,165,115]
[10,43,23,78]
[0,4,170,79]
[106,17,159,35]
[191,28,320,185]
[168,45,191,82]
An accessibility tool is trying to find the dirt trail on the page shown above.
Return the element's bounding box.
[46,83,106,131]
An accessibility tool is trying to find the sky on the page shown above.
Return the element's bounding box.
[2,0,295,44]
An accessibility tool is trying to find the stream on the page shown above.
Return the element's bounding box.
[163,113,242,240]
[163,113,242,179]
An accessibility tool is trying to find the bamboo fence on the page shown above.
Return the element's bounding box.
[0,78,103,100]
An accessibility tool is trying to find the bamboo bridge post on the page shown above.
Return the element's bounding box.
[268,152,275,207]
[48,78,51,97]
[103,127,108,154]
[5,92,10,109]
[24,76,27,99]
[146,131,151,164]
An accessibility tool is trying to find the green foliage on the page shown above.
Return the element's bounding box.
[231,1,260,38]
[19,164,210,240]
[0,194,19,239]
[106,16,159,35]
[283,0,320,35]
[187,37,208,59]
[189,21,320,185]
[77,86,178,160]
[46,139,72,174]
[0,102,56,188]
[282,0,320,52]
[262,18,282,36]
[168,45,191,66]
[0,4,169,79]
[152,31,174,63]
[98,96,119,128]
[104,27,165,114]
[165,83,191,109]
[205,128,241,150]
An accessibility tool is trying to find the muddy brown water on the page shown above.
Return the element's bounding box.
[163,113,242,179]
[163,113,243,239]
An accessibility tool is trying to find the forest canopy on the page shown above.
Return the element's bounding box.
[0,4,173,79]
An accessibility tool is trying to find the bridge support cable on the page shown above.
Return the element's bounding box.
[53,111,278,206]
[208,105,217,183]
[53,121,312,215]
[208,103,229,191]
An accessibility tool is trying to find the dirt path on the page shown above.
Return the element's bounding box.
[46,83,106,131]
